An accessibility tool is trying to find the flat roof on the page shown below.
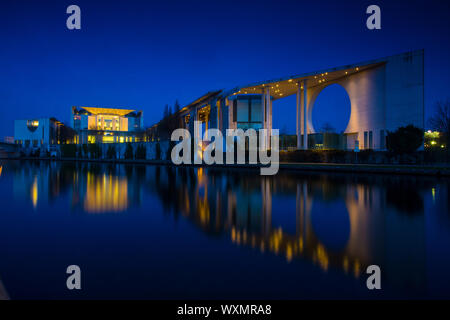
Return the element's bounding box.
[225,50,423,100]
[74,106,138,116]
[224,62,384,101]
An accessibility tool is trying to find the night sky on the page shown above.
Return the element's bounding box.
[0,0,449,138]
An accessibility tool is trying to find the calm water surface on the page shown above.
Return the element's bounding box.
[0,160,449,299]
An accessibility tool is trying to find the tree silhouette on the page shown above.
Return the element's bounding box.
[429,99,450,145]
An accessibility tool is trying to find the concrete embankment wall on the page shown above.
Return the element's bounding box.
[97,141,171,160]
[57,141,172,160]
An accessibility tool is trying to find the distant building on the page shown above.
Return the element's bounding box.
[14,118,74,149]
[72,106,144,144]
[4,136,14,144]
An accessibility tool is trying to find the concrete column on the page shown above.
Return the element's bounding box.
[228,99,234,130]
[261,88,267,150]
[262,87,271,149]
[188,108,196,137]
[209,100,217,129]
[216,100,221,132]
[195,107,201,140]
[266,87,272,149]
[303,79,308,150]
[261,88,266,129]
[296,83,302,149]
[204,113,209,139]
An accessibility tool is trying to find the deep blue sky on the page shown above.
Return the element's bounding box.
[0,0,449,137]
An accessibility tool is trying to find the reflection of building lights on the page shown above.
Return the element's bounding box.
[432,187,436,203]
[316,244,329,271]
[298,238,304,253]
[354,260,361,278]
[343,257,349,273]
[31,177,38,209]
[197,143,203,160]
[84,173,128,213]
[0,166,2,178]
[286,244,293,262]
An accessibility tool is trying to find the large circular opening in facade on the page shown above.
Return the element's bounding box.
[312,84,351,134]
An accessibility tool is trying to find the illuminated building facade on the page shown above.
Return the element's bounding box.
[171,50,424,151]
[13,117,73,149]
[72,106,144,144]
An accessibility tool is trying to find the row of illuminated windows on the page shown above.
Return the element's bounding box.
[87,135,140,144]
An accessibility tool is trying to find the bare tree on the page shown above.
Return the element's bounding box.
[429,99,450,142]
[174,100,181,114]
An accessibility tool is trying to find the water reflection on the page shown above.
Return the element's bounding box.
[2,160,450,297]
[152,166,430,281]
[9,161,141,213]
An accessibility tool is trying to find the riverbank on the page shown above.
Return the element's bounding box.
[2,157,450,177]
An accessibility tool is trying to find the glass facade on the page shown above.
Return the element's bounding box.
[232,95,263,130]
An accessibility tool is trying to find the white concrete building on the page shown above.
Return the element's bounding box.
[14,118,66,149]
[171,50,424,151]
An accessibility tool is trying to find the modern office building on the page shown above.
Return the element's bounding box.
[14,118,73,149]
[171,50,424,151]
[72,106,144,144]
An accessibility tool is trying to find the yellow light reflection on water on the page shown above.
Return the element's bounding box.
[84,172,128,213]
[31,177,38,209]
[315,244,329,271]
[432,187,436,203]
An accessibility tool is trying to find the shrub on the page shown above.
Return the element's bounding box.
[124,143,134,159]
[155,142,161,160]
[166,141,175,160]
[82,144,88,158]
[135,144,146,159]
[61,144,77,158]
[31,148,40,158]
[106,145,116,159]
[88,143,102,159]
[386,125,424,154]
